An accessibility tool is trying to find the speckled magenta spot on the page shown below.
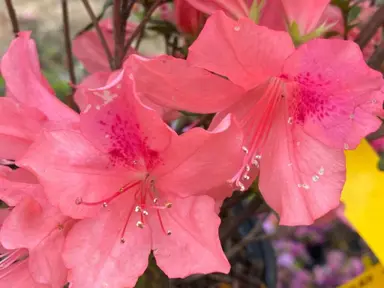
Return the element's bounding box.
[287,72,335,125]
[100,111,161,170]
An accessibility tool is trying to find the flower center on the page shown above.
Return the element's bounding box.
[75,176,173,244]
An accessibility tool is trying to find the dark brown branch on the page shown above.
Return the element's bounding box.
[123,0,165,56]
[61,0,78,110]
[355,5,384,49]
[5,0,20,37]
[113,0,123,68]
[81,0,115,69]
[219,195,264,241]
[368,41,384,70]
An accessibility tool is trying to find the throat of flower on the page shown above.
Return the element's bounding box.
[233,78,283,191]
[74,176,173,244]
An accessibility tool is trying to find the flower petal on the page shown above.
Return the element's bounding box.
[155,115,243,199]
[281,0,330,35]
[152,195,230,278]
[18,127,131,218]
[0,196,66,250]
[129,55,245,113]
[80,70,175,171]
[284,39,384,150]
[63,193,151,288]
[188,11,294,89]
[259,104,345,225]
[0,32,78,122]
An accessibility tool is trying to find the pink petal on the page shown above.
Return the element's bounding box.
[185,0,249,19]
[73,72,111,111]
[152,195,230,277]
[258,0,286,31]
[129,54,245,113]
[0,167,42,207]
[155,115,243,200]
[188,11,295,90]
[29,228,68,288]
[281,0,330,35]
[259,105,345,225]
[283,39,384,150]
[0,260,50,288]
[63,192,151,288]
[174,0,204,35]
[0,32,78,122]
[79,70,175,171]
[18,127,131,219]
[0,98,46,160]
[0,196,66,250]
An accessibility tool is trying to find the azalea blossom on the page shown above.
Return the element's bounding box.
[19,65,244,287]
[0,32,78,161]
[174,0,205,35]
[130,11,384,225]
[0,167,73,288]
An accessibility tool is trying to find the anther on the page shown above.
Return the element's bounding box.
[243,175,250,180]
[102,202,108,208]
[252,159,259,167]
[242,146,249,154]
[75,197,83,205]
[245,165,251,172]
[153,198,158,204]
[165,202,172,208]
[238,182,245,192]
[142,210,149,216]
[135,206,141,213]
[136,221,144,228]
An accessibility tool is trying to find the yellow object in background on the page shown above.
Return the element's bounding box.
[339,264,384,288]
[341,139,384,264]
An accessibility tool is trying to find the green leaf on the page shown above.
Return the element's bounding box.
[348,5,361,23]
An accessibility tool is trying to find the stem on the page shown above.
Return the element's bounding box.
[61,0,77,110]
[113,0,123,68]
[81,0,115,70]
[5,0,20,37]
[123,0,165,56]
[368,41,384,71]
[355,5,384,49]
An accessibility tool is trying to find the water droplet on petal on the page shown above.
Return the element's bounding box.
[234,26,240,31]
[120,238,126,244]
[298,184,302,188]
[288,117,293,124]
[288,163,293,167]
[312,175,319,182]
[129,73,134,80]
[167,230,172,236]
[302,184,310,190]
[372,99,377,104]
[75,197,83,205]
[344,143,349,150]
[296,141,301,146]
[318,167,324,175]
[349,114,354,119]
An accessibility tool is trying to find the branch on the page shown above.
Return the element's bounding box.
[81,0,115,69]
[355,5,384,49]
[5,0,19,37]
[219,195,264,241]
[368,41,384,70]
[61,0,78,110]
[113,0,122,67]
[123,0,165,56]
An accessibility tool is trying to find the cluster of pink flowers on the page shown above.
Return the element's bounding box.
[0,0,383,287]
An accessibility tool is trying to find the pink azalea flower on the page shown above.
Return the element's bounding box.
[281,0,331,35]
[74,69,180,122]
[73,18,136,73]
[19,65,244,287]
[130,11,384,225]
[0,167,73,288]
[0,32,78,162]
[174,0,205,35]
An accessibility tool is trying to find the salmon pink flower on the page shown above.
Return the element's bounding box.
[174,0,205,35]
[0,32,79,161]
[130,11,384,225]
[73,19,136,73]
[0,167,73,288]
[19,66,243,287]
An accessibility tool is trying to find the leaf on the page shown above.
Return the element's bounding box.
[348,5,361,23]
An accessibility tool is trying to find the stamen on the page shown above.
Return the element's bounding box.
[136,221,144,228]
